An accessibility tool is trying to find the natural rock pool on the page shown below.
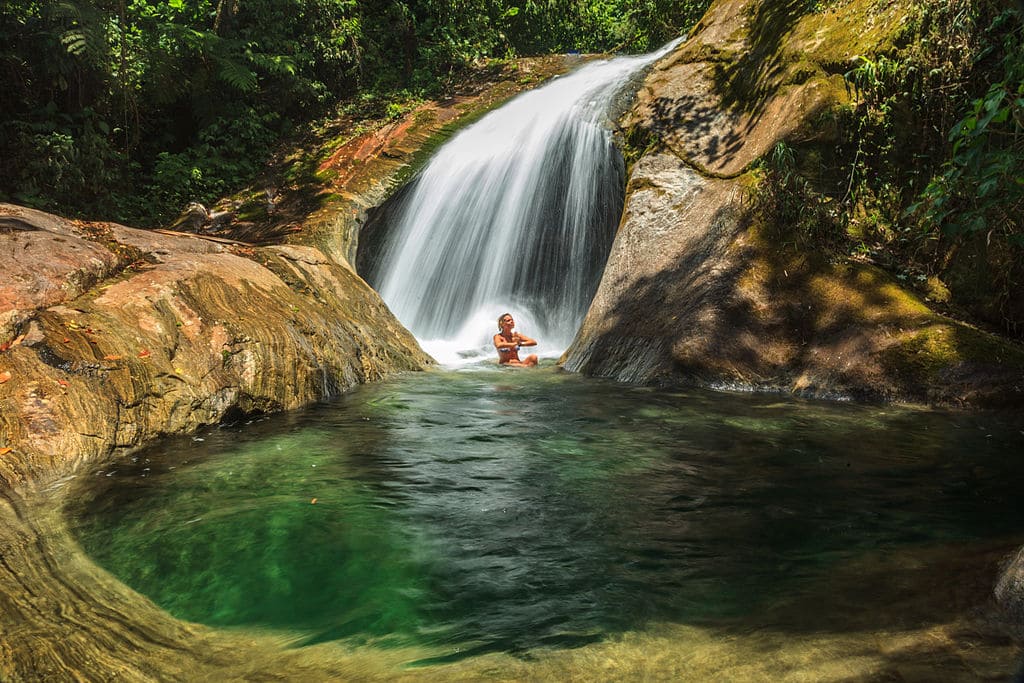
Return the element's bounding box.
[64,366,1024,677]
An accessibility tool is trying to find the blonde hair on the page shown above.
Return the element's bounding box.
[497,312,512,330]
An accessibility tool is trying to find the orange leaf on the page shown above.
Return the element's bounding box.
[0,343,9,352]
[0,371,11,384]
[103,354,122,361]
[57,379,69,387]
[0,447,12,456]
[138,349,151,358]
[62,338,71,344]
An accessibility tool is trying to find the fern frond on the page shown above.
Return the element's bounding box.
[214,56,258,92]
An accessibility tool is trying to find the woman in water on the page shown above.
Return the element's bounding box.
[494,313,539,367]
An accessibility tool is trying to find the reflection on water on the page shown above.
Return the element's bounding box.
[66,367,1024,664]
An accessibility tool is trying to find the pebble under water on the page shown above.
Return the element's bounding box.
[66,367,1024,667]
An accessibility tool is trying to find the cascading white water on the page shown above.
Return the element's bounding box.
[365,42,678,366]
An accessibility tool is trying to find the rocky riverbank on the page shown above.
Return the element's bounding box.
[563,0,1024,407]
[1,0,1022,678]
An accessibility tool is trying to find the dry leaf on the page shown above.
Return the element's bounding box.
[311,498,318,505]
[138,349,151,358]
[57,379,69,387]
[103,354,123,361]
[0,447,12,456]
[0,371,11,384]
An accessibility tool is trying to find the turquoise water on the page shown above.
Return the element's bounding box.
[66,367,1024,661]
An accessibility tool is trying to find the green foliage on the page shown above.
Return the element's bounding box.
[911,9,1024,247]
[0,0,710,225]
[752,141,845,249]
[759,0,1024,336]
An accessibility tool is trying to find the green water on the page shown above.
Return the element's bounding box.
[66,367,1024,662]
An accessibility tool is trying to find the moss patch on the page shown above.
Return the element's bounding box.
[883,323,1024,384]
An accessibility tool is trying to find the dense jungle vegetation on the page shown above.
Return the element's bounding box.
[755,0,1024,337]
[0,0,706,225]
[0,0,1021,335]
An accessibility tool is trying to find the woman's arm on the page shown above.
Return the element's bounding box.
[514,333,537,347]
[494,334,519,350]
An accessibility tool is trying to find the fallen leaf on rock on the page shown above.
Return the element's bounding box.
[103,354,123,361]
[0,447,12,456]
[0,371,11,384]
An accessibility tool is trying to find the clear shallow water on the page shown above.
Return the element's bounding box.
[66,368,1024,663]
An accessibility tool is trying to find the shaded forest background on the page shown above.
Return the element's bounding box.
[0,0,1021,335]
[0,0,707,225]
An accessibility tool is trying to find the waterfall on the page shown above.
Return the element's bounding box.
[363,42,678,366]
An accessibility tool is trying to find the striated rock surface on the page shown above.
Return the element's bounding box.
[996,546,1024,641]
[0,202,433,679]
[0,203,431,489]
[563,0,1024,407]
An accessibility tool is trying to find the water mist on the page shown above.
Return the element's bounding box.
[363,43,678,366]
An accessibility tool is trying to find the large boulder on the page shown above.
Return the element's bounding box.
[0,204,431,488]
[563,0,1024,407]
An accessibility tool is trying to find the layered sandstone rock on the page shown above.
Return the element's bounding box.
[0,204,431,489]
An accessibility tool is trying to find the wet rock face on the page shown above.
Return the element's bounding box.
[996,548,1024,640]
[563,0,1024,407]
[0,204,431,489]
[562,152,745,384]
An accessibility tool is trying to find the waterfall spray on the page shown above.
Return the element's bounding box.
[364,42,678,366]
